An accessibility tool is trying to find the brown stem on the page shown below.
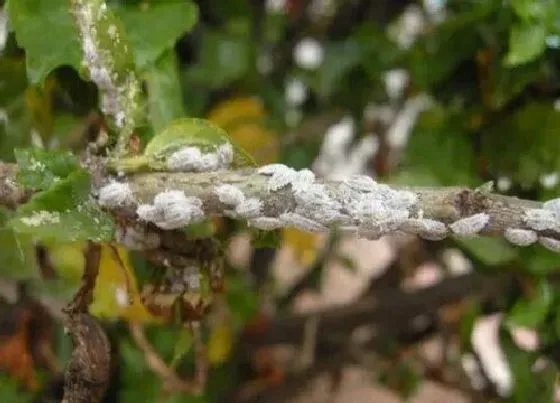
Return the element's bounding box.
[62,313,111,403]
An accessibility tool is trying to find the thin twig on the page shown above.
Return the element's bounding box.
[128,323,206,395]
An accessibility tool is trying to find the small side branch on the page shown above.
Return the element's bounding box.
[128,323,207,395]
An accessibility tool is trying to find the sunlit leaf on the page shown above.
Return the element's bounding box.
[207,322,233,365]
[207,97,279,164]
[144,118,256,167]
[507,280,553,328]
[504,24,547,66]
[90,245,159,324]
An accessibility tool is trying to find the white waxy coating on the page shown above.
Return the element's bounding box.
[98,181,135,208]
[279,212,327,232]
[538,237,560,253]
[400,218,448,240]
[524,209,557,231]
[504,228,538,246]
[235,198,263,218]
[137,190,205,230]
[449,213,489,237]
[214,184,245,206]
[166,142,233,173]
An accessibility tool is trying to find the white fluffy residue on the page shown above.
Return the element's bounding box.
[166,143,233,172]
[98,181,135,208]
[504,228,538,247]
[20,211,61,227]
[400,218,448,240]
[524,209,557,231]
[539,236,560,253]
[215,184,245,206]
[279,212,327,232]
[449,213,489,237]
[136,190,204,230]
[235,198,263,218]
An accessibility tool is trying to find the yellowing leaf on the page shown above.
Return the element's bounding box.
[207,97,279,164]
[207,322,233,365]
[207,97,265,126]
[90,245,161,324]
[282,228,319,267]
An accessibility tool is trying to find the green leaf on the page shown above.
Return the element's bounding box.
[6,0,82,84]
[401,106,477,186]
[0,60,33,161]
[511,0,556,22]
[225,273,259,324]
[0,374,34,403]
[9,170,115,242]
[144,118,256,168]
[185,31,250,89]
[144,50,184,133]
[14,148,78,190]
[507,280,553,328]
[114,1,198,70]
[500,328,557,403]
[456,237,518,266]
[0,229,38,280]
[251,228,282,249]
[481,103,560,188]
[505,24,547,66]
[170,329,193,369]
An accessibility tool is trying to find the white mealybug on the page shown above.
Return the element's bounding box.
[98,181,135,208]
[538,236,560,253]
[235,198,263,218]
[166,146,203,172]
[139,190,205,230]
[449,213,489,237]
[400,218,448,240]
[543,198,560,213]
[214,184,245,206]
[247,217,283,230]
[524,209,557,231]
[342,175,377,192]
[504,228,538,247]
[216,142,234,167]
[136,204,162,223]
[258,164,297,191]
[279,212,327,232]
[290,169,315,193]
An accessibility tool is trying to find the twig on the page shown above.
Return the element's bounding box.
[243,272,514,347]
[62,313,111,403]
[128,323,206,395]
[63,242,102,315]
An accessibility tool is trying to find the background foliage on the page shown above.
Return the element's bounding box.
[0,0,560,402]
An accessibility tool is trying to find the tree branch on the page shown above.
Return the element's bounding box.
[2,158,560,251]
[100,166,560,251]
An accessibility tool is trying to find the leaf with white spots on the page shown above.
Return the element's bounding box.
[9,170,114,242]
[14,148,79,190]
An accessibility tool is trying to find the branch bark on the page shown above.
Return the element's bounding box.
[2,159,560,250]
